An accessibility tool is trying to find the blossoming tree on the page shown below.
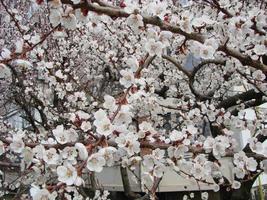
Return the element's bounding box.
[0,0,267,199]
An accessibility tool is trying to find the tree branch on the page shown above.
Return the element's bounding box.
[216,89,263,109]
[120,166,141,199]
[58,0,267,72]
[162,55,191,77]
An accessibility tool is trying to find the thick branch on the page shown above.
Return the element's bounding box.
[218,45,267,72]
[120,166,141,199]
[216,89,263,109]
[0,161,20,168]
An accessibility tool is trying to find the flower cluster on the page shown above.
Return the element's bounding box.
[0,0,266,199]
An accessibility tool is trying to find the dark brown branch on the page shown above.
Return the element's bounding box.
[236,69,267,96]
[216,89,263,109]
[14,95,39,132]
[0,161,20,168]
[230,98,266,116]
[110,55,155,123]
[5,65,35,130]
[135,55,156,77]
[218,45,267,72]
[120,166,141,199]
[201,0,233,18]
[90,172,97,191]
[211,0,233,18]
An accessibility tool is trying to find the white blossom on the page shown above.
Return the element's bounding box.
[143,155,155,171]
[253,44,267,56]
[62,13,77,30]
[126,14,144,32]
[30,186,57,200]
[245,157,257,172]
[71,0,80,4]
[234,151,247,168]
[201,192,209,200]
[144,39,163,57]
[153,163,165,178]
[252,70,266,81]
[113,105,133,125]
[10,137,25,153]
[192,15,215,27]
[33,145,46,159]
[80,121,91,132]
[67,128,78,142]
[152,148,165,160]
[55,69,66,80]
[191,163,205,179]
[233,167,245,179]
[203,137,215,152]
[99,147,117,166]
[22,147,34,166]
[0,48,11,60]
[87,153,106,172]
[199,44,216,59]
[30,35,40,44]
[115,132,140,156]
[74,176,85,186]
[232,180,241,189]
[57,163,78,185]
[103,95,116,110]
[204,38,219,50]
[170,130,184,141]
[76,110,90,120]
[159,31,173,47]
[61,146,77,162]
[52,125,69,144]
[75,143,88,160]
[126,56,139,72]
[43,148,60,165]
[15,39,24,53]
[49,9,62,27]
[94,116,114,137]
[119,69,135,88]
